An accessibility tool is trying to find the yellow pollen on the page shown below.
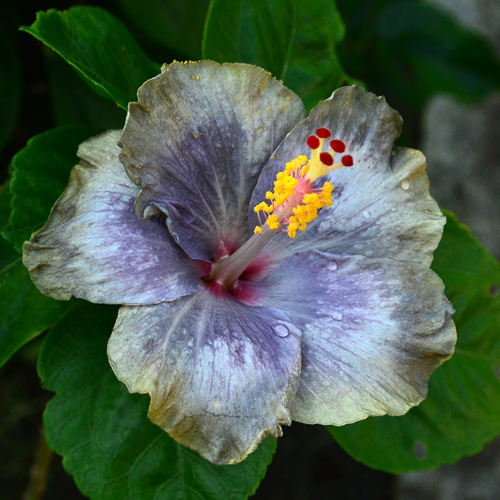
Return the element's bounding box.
[253,154,334,237]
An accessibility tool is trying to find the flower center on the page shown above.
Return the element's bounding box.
[208,128,354,290]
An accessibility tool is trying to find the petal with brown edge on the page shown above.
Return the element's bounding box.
[249,86,444,270]
[107,287,302,465]
[23,130,200,305]
[119,61,306,262]
[253,249,456,425]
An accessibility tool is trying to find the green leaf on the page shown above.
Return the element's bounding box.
[39,302,277,499]
[0,4,22,153]
[203,0,352,109]
[336,0,500,110]
[2,124,101,253]
[328,212,500,473]
[283,0,351,109]
[203,0,296,80]
[44,48,126,129]
[118,0,211,59]
[21,7,160,110]
[0,182,70,368]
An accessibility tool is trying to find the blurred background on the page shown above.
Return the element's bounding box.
[1,0,499,498]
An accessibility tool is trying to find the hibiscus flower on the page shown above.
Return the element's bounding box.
[23,61,456,465]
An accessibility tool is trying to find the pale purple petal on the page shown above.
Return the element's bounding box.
[253,250,456,425]
[107,287,302,464]
[249,86,444,269]
[23,131,200,304]
[119,61,306,261]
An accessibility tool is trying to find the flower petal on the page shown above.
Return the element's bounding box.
[119,61,307,261]
[253,249,456,425]
[23,130,200,304]
[250,86,444,268]
[107,288,302,464]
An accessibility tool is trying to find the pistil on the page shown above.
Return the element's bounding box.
[209,128,354,289]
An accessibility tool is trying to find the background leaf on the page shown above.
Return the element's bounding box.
[0,4,22,155]
[2,124,101,252]
[284,0,354,109]
[203,0,352,109]
[336,0,500,110]
[0,182,70,368]
[203,0,297,81]
[21,7,160,110]
[328,212,500,473]
[118,0,211,60]
[44,49,126,129]
[39,301,277,500]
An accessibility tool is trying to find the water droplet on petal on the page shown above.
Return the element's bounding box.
[401,180,410,190]
[327,260,338,271]
[273,324,289,337]
[331,312,343,321]
[363,211,370,219]
[413,441,427,460]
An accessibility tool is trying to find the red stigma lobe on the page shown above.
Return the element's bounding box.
[342,155,353,167]
[320,152,334,166]
[330,140,346,153]
[316,128,332,139]
[307,136,320,149]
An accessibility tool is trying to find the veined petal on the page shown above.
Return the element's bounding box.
[254,250,456,425]
[23,130,200,304]
[250,86,444,268]
[107,288,302,464]
[120,61,306,261]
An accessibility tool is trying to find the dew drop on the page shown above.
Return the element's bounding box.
[331,312,343,321]
[413,441,427,460]
[401,180,410,191]
[363,211,370,219]
[327,260,338,271]
[390,207,397,212]
[273,324,289,337]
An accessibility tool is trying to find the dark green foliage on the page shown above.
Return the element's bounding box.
[0,182,71,368]
[337,0,500,109]
[0,6,22,155]
[21,7,160,110]
[2,124,101,252]
[203,0,355,109]
[118,0,211,59]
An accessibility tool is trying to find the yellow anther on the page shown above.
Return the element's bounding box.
[266,214,280,230]
[254,202,271,213]
[253,152,338,237]
[254,226,262,234]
